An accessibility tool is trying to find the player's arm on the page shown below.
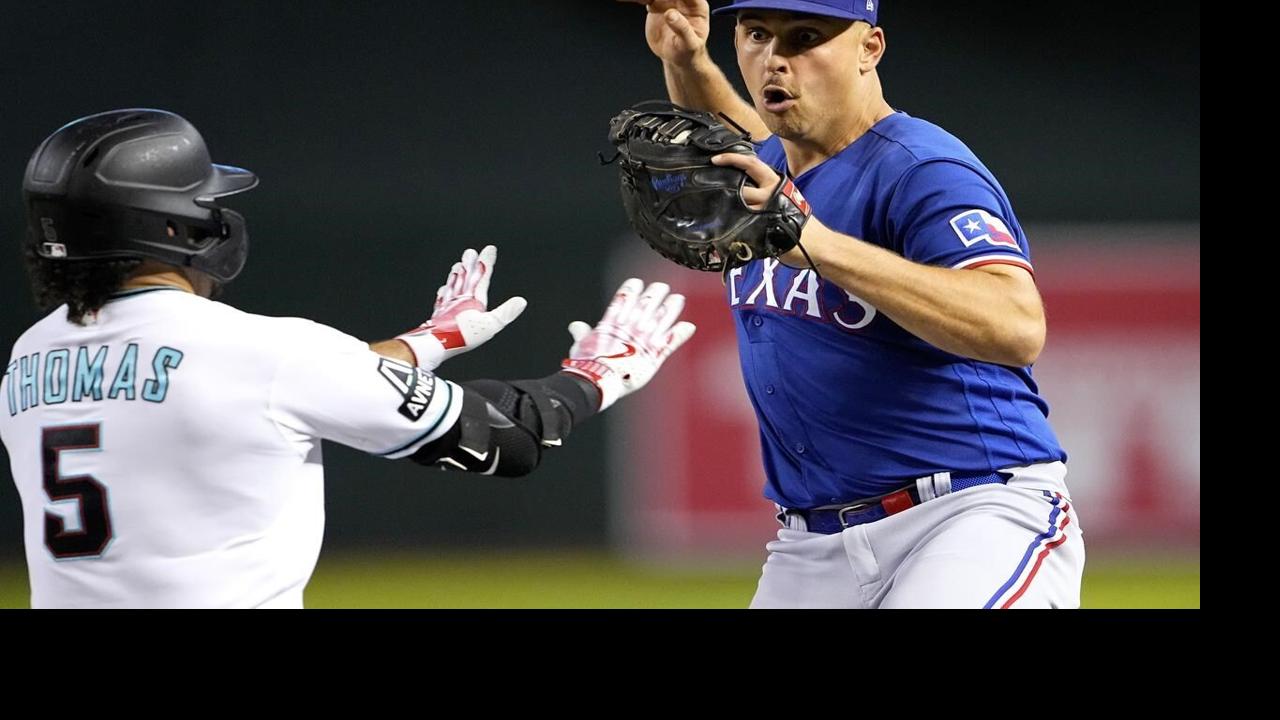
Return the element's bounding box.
[413,279,695,475]
[621,0,771,140]
[402,372,597,476]
[369,339,415,364]
[790,230,1045,366]
[368,244,527,371]
[273,279,695,477]
[713,152,1046,367]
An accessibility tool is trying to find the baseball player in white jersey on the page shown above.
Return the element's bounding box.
[1,109,695,608]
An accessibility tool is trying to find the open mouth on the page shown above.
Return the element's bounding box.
[762,86,797,112]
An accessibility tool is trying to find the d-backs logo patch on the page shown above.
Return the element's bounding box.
[949,209,1019,249]
[377,357,435,422]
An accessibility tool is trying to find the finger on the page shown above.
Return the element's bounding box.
[739,185,772,208]
[489,296,527,326]
[448,261,466,296]
[601,277,645,325]
[658,321,697,359]
[567,320,593,343]
[676,0,708,16]
[436,262,457,305]
[664,9,701,48]
[450,260,465,294]
[711,152,778,188]
[625,281,671,333]
[459,247,481,295]
[473,245,497,305]
[648,292,685,340]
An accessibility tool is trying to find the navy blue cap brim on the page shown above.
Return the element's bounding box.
[712,0,874,22]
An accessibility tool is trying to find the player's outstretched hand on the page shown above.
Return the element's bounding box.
[560,278,696,411]
[396,245,527,370]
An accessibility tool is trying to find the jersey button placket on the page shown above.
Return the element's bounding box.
[743,312,767,342]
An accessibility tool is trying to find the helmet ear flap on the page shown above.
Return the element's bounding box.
[189,207,249,283]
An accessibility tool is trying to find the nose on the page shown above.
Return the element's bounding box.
[765,42,790,74]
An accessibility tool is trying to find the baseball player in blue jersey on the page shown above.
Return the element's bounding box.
[624,0,1084,607]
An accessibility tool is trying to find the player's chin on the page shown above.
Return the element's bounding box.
[761,112,805,140]
[752,101,793,128]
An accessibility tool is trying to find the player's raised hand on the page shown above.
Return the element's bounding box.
[396,245,527,370]
[560,278,696,411]
[618,0,711,67]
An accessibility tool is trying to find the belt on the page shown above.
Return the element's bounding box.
[778,471,1010,534]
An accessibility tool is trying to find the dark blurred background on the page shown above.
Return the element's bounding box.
[0,1,1199,583]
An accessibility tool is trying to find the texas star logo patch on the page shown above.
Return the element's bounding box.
[949,209,1019,249]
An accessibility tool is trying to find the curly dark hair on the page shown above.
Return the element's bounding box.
[24,242,142,325]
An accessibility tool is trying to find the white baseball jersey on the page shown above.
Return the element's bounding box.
[1,287,462,608]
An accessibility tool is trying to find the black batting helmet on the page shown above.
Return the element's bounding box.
[23,109,258,283]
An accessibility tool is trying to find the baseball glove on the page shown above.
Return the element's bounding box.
[605,100,812,277]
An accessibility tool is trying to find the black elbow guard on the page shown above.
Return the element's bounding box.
[407,372,598,478]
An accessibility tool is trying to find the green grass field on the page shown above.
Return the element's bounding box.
[0,551,1199,608]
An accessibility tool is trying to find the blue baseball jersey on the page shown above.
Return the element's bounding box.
[731,110,1066,509]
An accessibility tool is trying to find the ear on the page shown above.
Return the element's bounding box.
[861,25,886,72]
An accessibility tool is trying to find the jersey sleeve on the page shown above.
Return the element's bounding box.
[754,135,789,175]
[886,160,1034,275]
[266,322,463,459]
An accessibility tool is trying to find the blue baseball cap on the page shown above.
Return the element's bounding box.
[712,0,879,25]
